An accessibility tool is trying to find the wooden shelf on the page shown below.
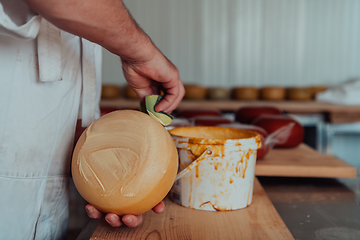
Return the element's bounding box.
[255,144,357,178]
[100,99,360,123]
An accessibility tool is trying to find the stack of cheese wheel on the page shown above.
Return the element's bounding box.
[184,84,207,100]
[176,108,222,119]
[233,87,259,100]
[308,85,327,99]
[72,110,178,215]
[125,85,138,99]
[287,87,311,101]
[193,116,233,126]
[207,87,231,100]
[260,86,286,101]
[101,84,121,99]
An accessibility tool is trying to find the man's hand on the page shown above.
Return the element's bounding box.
[85,201,165,228]
[122,49,185,114]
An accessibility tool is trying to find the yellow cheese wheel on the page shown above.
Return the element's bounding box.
[233,87,259,100]
[207,87,231,100]
[101,84,121,99]
[307,85,327,99]
[184,84,207,100]
[72,110,178,215]
[287,87,311,101]
[125,85,138,99]
[260,86,286,101]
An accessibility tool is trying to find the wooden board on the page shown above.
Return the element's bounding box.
[88,178,294,240]
[255,144,357,178]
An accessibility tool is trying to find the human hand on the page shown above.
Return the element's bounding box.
[121,49,185,114]
[85,201,165,228]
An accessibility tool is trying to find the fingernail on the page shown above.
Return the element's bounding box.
[106,215,116,223]
[127,217,134,223]
[155,106,163,112]
[85,206,93,214]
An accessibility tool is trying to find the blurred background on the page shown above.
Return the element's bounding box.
[104,0,360,87]
[101,0,360,168]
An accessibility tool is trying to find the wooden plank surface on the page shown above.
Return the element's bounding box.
[89,178,294,240]
[328,112,360,124]
[255,144,357,178]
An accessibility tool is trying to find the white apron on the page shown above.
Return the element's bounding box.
[0,1,102,239]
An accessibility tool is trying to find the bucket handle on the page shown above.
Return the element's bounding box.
[175,147,213,181]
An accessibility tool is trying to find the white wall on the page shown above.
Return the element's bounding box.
[102,0,360,88]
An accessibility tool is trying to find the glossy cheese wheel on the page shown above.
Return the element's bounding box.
[72,110,178,215]
[176,108,222,119]
[184,84,207,100]
[207,87,231,100]
[193,116,233,126]
[252,114,304,148]
[101,84,121,99]
[287,87,311,101]
[235,106,282,124]
[260,87,286,101]
[125,85,138,99]
[233,87,259,100]
[307,85,327,99]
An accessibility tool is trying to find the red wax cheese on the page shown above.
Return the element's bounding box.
[235,106,282,124]
[193,116,233,126]
[176,108,222,119]
[252,115,304,148]
[100,107,119,116]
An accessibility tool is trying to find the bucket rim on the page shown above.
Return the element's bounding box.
[169,126,262,148]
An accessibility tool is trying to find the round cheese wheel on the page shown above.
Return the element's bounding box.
[176,108,222,119]
[260,87,286,101]
[184,84,207,100]
[101,84,121,99]
[252,114,304,148]
[193,116,233,126]
[233,87,259,100]
[72,110,178,215]
[207,87,231,100]
[235,106,282,124]
[125,85,138,99]
[307,85,327,99]
[287,87,311,101]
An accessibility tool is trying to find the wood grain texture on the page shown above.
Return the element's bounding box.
[89,178,294,240]
[256,144,357,178]
[328,112,360,124]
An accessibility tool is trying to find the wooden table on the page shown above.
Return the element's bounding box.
[77,178,294,240]
[100,99,360,124]
[75,144,358,240]
[255,144,357,178]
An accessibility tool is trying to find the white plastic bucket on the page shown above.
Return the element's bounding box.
[168,126,261,211]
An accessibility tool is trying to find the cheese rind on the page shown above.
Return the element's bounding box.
[72,110,178,215]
